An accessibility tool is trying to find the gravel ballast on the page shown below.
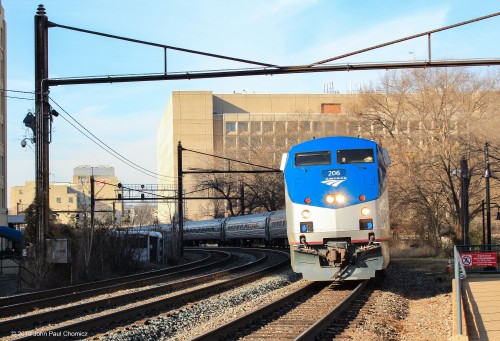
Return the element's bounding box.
[99,258,453,341]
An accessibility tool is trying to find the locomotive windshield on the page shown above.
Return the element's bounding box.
[295,151,331,166]
[337,149,374,164]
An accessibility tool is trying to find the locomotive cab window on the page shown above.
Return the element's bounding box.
[337,149,374,164]
[295,151,331,166]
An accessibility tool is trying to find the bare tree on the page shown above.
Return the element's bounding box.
[354,67,500,252]
[132,204,157,226]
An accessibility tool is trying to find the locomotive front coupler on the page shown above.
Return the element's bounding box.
[296,241,353,267]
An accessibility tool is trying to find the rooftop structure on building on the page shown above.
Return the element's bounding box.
[156,91,362,223]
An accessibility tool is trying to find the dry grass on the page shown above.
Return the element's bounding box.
[390,242,438,258]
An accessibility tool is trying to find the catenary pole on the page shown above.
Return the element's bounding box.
[35,5,50,262]
[177,142,184,257]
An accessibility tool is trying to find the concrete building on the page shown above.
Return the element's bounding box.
[10,166,122,225]
[0,1,10,252]
[157,91,361,222]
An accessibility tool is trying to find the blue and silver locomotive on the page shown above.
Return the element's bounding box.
[281,136,391,281]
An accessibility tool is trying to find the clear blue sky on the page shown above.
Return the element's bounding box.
[4,0,500,197]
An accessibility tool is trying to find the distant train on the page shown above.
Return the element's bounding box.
[183,210,288,247]
[280,136,391,281]
[111,229,163,263]
[119,211,288,264]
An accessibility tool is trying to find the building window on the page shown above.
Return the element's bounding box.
[287,121,298,133]
[275,121,285,134]
[238,136,250,149]
[313,121,322,132]
[349,122,359,134]
[19,190,23,195]
[226,137,236,147]
[226,122,236,134]
[250,135,262,147]
[262,122,273,134]
[250,122,261,134]
[69,197,74,203]
[56,197,61,203]
[324,122,335,132]
[321,103,342,114]
[238,121,249,134]
[300,121,311,132]
[262,136,274,148]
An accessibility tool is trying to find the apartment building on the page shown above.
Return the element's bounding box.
[10,166,122,225]
[156,91,361,222]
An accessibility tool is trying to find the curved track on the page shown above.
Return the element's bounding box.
[0,249,224,316]
[3,248,289,341]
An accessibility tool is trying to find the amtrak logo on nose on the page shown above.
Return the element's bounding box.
[321,178,346,187]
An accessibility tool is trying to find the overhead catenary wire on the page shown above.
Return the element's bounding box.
[98,180,215,201]
[3,89,36,101]
[49,96,175,181]
[4,89,169,181]
[4,95,33,101]
[182,147,281,171]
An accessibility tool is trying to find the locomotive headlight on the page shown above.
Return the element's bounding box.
[335,194,346,204]
[361,207,371,216]
[301,210,311,219]
[324,194,335,204]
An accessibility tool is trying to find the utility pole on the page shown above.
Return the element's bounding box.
[484,142,492,246]
[90,175,95,234]
[240,182,245,215]
[460,158,469,245]
[482,200,486,245]
[35,5,50,261]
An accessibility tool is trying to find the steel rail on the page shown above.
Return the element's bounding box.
[0,250,228,317]
[191,279,369,340]
[6,249,289,340]
[0,250,242,335]
[190,281,326,341]
[296,280,369,340]
[0,249,211,307]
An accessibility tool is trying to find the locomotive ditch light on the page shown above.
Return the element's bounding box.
[361,207,370,216]
[301,210,311,219]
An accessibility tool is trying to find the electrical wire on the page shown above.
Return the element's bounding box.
[3,89,36,101]
[182,147,280,171]
[49,96,175,181]
[4,89,36,95]
[4,95,33,101]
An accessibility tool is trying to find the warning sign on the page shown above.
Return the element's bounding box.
[460,252,498,267]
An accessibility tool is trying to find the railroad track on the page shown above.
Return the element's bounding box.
[191,279,370,340]
[0,248,227,317]
[3,248,289,340]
